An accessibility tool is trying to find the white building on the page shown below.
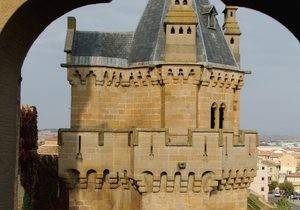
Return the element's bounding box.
[249,158,269,201]
[279,154,299,174]
[261,159,280,182]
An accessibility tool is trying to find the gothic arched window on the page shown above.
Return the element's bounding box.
[211,103,217,129]
[179,27,184,34]
[183,0,188,5]
[175,0,180,5]
[187,27,192,34]
[219,103,226,129]
[171,27,176,34]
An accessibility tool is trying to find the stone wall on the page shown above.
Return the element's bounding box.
[141,189,248,210]
[67,65,244,134]
[58,129,257,175]
[58,128,257,210]
[60,63,254,209]
[69,187,141,210]
[70,67,162,129]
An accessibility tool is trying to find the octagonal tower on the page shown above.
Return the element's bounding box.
[59,0,258,209]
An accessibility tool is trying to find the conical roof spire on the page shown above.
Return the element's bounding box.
[68,0,239,69]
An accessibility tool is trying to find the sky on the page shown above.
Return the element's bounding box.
[21,0,300,135]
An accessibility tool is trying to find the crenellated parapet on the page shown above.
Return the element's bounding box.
[58,128,258,194]
[66,65,245,89]
[67,67,160,87]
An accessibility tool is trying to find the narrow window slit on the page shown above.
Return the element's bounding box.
[150,135,154,157]
[248,137,251,156]
[225,136,228,156]
[76,135,83,160]
[204,137,208,156]
[219,103,225,129]
[211,103,217,129]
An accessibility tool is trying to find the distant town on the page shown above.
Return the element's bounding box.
[259,134,300,147]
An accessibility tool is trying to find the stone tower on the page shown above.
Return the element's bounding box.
[222,6,241,66]
[58,0,258,209]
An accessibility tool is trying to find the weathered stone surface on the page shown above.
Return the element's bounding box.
[0,0,267,209]
[58,1,257,209]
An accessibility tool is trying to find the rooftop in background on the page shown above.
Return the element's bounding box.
[38,129,58,144]
[260,159,280,167]
[37,133,58,156]
[286,172,300,178]
[258,146,300,159]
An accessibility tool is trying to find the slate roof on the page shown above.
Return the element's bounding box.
[67,0,238,68]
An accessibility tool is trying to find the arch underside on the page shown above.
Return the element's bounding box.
[0,1,111,209]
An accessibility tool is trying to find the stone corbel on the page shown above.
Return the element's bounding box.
[109,173,120,189]
[200,68,211,87]
[79,176,88,189]
[193,180,202,193]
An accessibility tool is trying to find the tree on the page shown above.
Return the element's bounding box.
[19,105,68,210]
[279,182,294,197]
[277,197,292,210]
[19,106,39,209]
[269,181,278,193]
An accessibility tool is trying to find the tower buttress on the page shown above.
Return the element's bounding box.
[222,6,241,66]
[164,0,198,62]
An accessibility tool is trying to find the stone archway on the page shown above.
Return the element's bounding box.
[0,0,298,209]
[0,1,110,209]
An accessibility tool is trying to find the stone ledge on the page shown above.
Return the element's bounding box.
[58,128,258,148]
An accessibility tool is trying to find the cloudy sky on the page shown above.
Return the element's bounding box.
[21,0,300,135]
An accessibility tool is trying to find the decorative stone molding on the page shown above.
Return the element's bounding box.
[62,169,256,194]
[200,68,244,89]
[218,169,256,191]
[58,128,257,148]
[66,66,245,89]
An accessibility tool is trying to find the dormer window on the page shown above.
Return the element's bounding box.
[179,27,184,34]
[187,27,192,34]
[203,5,218,30]
[208,14,216,29]
[175,0,180,5]
[183,0,188,5]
